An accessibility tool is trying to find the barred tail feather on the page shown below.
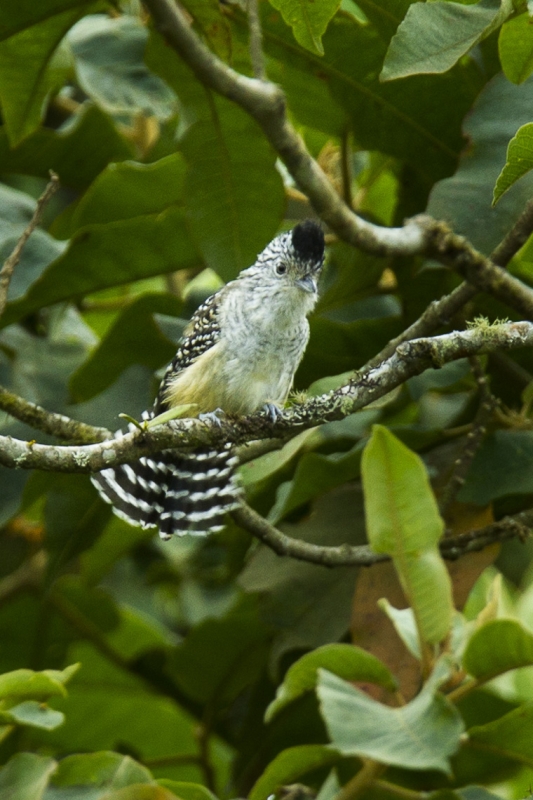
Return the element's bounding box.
[91,419,240,537]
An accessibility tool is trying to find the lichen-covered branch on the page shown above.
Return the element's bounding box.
[0,385,111,443]
[1,322,532,473]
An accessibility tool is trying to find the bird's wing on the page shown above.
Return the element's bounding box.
[155,292,222,413]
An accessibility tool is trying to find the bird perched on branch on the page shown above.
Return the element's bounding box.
[92,220,325,538]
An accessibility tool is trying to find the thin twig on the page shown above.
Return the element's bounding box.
[0,173,59,320]
[247,0,266,80]
[491,198,533,267]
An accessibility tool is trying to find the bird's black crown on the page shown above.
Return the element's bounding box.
[291,220,324,263]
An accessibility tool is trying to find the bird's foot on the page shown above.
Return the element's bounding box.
[262,402,283,423]
[199,408,225,428]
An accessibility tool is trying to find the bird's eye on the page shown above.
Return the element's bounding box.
[276,263,287,275]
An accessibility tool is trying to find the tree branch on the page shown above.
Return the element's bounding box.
[0,385,111,443]
[0,173,59,320]
[2,322,533,473]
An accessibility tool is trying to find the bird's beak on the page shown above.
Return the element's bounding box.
[295,274,317,294]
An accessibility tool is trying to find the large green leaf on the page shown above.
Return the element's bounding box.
[0,8,81,145]
[146,30,285,282]
[467,703,533,768]
[427,73,533,254]
[0,103,134,190]
[0,0,99,41]
[260,9,482,181]
[70,293,181,402]
[381,0,512,81]
[69,15,176,120]
[50,751,154,787]
[317,665,464,773]
[499,13,533,85]
[458,430,533,504]
[361,425,453,646]
[249,745,341,800]
[493,122,533,205]
[0,753,56,800]
[463,619,533,681]
[0,664,78,701]
[2,701,64,730]
[268,0,341,55]
[265,643,396,722]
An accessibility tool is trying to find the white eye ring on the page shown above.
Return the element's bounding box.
[276,263,287,275]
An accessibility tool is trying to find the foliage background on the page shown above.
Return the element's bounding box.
[3,0,533,797]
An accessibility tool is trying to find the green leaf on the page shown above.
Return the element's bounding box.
[0,753,56,799]
[265,643,397,723]
[249,745,341,800]
[427,73,533,254]
[4,701,65,730]
[458,430,533,504]
[70,293,181,402]
[268,0,341,55]
[317,665,464,773]
[361,425,453,646]
[51,751,154,786]
[157,782,218,800]
[493,122,533,205]
[463,619,533,681]
[381,0,513,82]
[146,30,286,281]
[0,0,100,41]
[0,663,78,701]
[69,15,176,120]
[0,9,80,146]
[0,103,134,191]
[499,13,533,85]
[378,600,421,659]
[467,702,533,768]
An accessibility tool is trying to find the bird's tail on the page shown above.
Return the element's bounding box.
[91,416,240,537]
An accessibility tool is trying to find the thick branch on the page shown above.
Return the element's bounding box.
[143,0,429,257]
[0,174,59,319]
[1,322,533,473]
[0,385,111,443]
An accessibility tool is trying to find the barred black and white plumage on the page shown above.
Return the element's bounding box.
[92,220,325,538]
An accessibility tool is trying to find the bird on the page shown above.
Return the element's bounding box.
[91,219,325,538]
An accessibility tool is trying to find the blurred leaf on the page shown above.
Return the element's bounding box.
[362,426,453,646]
[69,15,176,120]
[381,0,512,81]
[0,9,81,146]
[0,0,100,42]
[70,293,181,402]
[463,619,533,681]
[427,73,533,254]
[157,782,218,800]
[466,702,533,766]
[0,663,78,701]
[493,122,533,205]
[458,430,533,505]
[249,745,341,800]
[3,700,64,730]
[377,600,421,659]
[170,597,270,707]
[180,0,232,60]
[499,13,533,84]
[268,0,341,56]
[240,485,367,667]
[51,751,153,787]
[265,643,396,722]
[0,753,56,799]
[146,30,285,282]
[0,103,134,190]
[317,663,464,772]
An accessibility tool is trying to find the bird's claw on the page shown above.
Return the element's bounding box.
[262,403,283,423]
[199,408,225,428]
